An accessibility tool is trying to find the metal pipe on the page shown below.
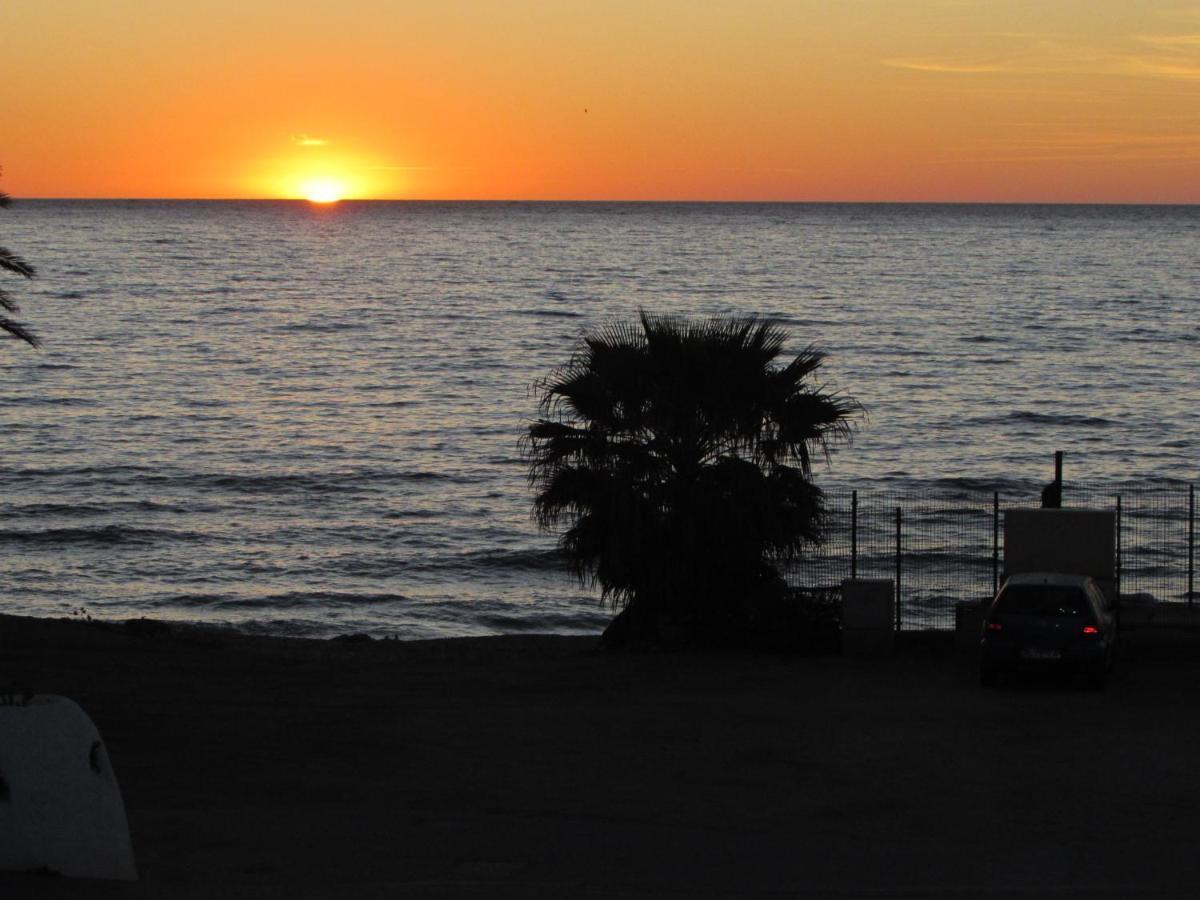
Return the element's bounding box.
[1042,451,1064,508]
[895,506,902,632]
[1116,494,1123,601]
[992,491,1000,597]
[1189,484,1195,608]
[851,490,858,581]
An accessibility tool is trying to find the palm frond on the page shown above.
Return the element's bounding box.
[0,317,40,348]
[0,247,36,279]
[0,174,40,348]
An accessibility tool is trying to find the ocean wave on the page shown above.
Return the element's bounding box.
[515,308,583,319]
[454,547,566,572]
[381,508,442,520]
[271,321,368,333]
[0,396,96,407]
[974,411,1117,428]
[473,610,607,633]
[170,469,454,494]
[3,465,460,494]
[0,463,158,480]
[0,524,203,546]
[1,499,189,519]
[168,591,411,610]
[317,547,566,578]
[924,475,1032,497]
[823,475,1035,501]
[759,314,807,326]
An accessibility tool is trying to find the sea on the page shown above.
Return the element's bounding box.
[2,201,1197,638]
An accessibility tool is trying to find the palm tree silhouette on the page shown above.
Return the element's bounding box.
[1,172,39,348]
[526,311,860,646]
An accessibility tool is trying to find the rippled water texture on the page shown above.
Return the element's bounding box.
[2,202,1197,636]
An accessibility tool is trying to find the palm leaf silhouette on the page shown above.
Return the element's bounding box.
[0,170,39,347]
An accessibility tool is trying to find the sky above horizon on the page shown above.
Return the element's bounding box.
[5,1,1199,202]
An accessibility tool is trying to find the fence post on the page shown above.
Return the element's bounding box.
[894,506,902,632]
[1189,484,1195,608]
[1116,494,1122,600]
[992,491,1000,597]
[851,490,858,581]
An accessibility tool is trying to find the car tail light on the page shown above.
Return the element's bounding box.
[1082,625,1100,635]
[985,621,1003,632]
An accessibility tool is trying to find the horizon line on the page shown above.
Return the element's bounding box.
[13,197,1200,207]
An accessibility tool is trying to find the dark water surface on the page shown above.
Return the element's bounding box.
[2,202,1197,636]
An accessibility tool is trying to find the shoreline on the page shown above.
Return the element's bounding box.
[5,612,1200,896]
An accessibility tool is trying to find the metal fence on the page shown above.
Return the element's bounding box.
[784,481,1197,630]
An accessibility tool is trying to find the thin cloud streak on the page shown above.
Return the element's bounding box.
[883,32,1200,82]
[941,150,1200,163]
[1136,33,1200,49]
[883,58,1006,73]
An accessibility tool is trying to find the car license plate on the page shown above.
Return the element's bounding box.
[1021,648,1062,660]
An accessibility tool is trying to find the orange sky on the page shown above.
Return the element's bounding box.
[5,1,1199,201]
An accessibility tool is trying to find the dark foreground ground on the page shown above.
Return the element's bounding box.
[4,613,1200,899]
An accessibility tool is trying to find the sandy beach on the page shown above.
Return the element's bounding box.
[4,613,1200,898]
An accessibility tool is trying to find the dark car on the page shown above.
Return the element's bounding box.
[980,572,1117,689]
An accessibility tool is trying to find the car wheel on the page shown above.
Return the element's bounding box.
[1087,669,1106,691]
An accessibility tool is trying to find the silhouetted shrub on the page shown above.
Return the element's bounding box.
[526,311,860,648]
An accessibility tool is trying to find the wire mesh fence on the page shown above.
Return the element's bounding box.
[1070,481,1196,607]
[785,480,1197,631]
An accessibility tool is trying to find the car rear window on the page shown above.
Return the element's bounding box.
[995,586,1089,617]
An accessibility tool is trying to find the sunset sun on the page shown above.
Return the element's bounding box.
[301,178,345,203]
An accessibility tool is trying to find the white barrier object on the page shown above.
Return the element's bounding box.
[842,579,895,658]
[0,695,137,880]
[1004,508,1117,603]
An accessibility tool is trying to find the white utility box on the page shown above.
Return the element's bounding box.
[1004,508,1117,603]
[842,579,895,658]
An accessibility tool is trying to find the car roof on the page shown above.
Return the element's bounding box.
[1004,572,1096,589]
